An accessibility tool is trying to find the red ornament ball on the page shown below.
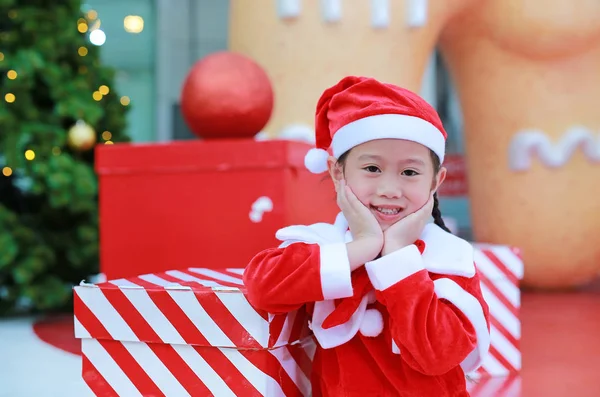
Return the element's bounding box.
[180,51,274,139]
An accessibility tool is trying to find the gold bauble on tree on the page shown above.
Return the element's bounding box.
[67,120,96,151]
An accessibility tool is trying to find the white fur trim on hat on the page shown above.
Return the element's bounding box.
[359,308,384,337]
[304,148,329,174]
[331,114,446,162]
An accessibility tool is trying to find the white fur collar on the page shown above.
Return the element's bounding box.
[276,212,475,278]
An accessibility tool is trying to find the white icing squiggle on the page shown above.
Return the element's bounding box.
[371,0,390,28]
[249,196,274,223]
[321,0,341,23]
[277,0,301,19]
[508,127,600,171]
[407,0,428,27]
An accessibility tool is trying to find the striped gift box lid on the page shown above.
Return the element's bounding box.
[73,268,311,350]
[473,244,524,283]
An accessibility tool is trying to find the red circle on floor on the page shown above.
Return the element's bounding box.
[32,314,81,356]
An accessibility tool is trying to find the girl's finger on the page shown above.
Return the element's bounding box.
[336,179,345,200]
[338,180,352,213]
[414,193,434,217]
[344,184,365,213]
[399,196,432,224]
[424,194,435,215]
[335,179,342,203]
[420,195,433,214]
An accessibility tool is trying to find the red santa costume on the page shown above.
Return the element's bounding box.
[243,76,491,396]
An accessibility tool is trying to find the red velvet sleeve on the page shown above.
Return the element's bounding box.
[365,244,491,376]
[243,242,354,314]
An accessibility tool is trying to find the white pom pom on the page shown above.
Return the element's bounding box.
[304,148,330,174]
[359,308,384,337]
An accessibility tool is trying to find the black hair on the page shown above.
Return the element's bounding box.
[336,149,451,233]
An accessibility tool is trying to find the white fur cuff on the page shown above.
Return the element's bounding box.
[433,278,490,373]
[320,243,353,300]
[365,244,425,290]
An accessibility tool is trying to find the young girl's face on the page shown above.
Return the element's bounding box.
[329,139,446,231]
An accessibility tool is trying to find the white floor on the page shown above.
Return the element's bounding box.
[0,317,94,397]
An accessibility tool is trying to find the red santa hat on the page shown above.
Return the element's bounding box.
[304,76,448,173]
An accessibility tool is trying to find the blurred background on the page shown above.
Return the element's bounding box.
[1,1,599,396]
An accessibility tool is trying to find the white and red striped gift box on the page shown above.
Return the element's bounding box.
[469,244,523,379]
[74,268,314,396]
[467,375,521,397]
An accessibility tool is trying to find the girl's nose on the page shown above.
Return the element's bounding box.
[377,179,402,199]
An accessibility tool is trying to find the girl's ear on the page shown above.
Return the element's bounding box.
[432,166,447,194]
[327,156,343,190]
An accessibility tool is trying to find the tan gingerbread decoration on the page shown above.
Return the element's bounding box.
[439,0,600,289]
[229,0,477,137]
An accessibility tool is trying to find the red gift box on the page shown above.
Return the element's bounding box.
[96,140,339,280]
[438,154,469,197]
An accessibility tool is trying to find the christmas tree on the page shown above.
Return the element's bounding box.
[0,0,131,315]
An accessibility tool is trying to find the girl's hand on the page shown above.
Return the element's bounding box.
[381,193,434,256]
[336,180,383,242]
[336,180,383,268]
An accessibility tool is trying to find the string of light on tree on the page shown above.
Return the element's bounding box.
[4,69,16,103]
[0,10,132,178]
[1,52,13,176]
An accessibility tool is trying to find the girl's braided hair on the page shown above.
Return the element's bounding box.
[428,151,451,233]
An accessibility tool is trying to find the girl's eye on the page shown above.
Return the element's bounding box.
[364,165,381,173]
[402,169,419,176]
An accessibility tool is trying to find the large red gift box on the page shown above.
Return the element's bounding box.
[95,140,338,280]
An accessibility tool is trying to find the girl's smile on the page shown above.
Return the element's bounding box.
[370,204,405,223]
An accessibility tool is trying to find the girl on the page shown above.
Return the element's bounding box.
[243,76,490,396]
